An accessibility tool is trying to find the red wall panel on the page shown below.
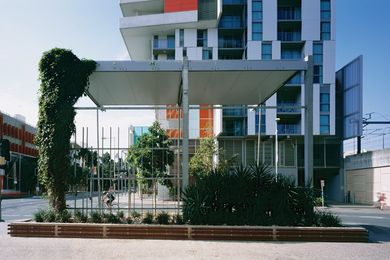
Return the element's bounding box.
[164,0,198,13]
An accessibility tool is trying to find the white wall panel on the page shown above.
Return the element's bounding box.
[184,29,197,47]
[247,41,261,60]
[302,0,320,41]
[247,109,256,135]
[323,41,336,84]
[187,47,202,60]
[208,28,218,47]
[263,0,277,41]
[265,94,277,135]
[272,41,281,59]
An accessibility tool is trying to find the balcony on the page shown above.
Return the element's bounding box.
[218,38,243,48]
[153,38,175,49]
[219,16,243,29]
[223,0,246,5]
[277,124,301,135]
[285,73,301,85]
[277,102,301,113]
[278,31,301,42]
[223,108,247,117]
[278,7,301,20]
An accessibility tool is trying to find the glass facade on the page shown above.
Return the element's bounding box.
[197,29,207,47]
[321,0,331,40]
[320,115,330,134]
[262,42,272,60]
[252,1,263,41]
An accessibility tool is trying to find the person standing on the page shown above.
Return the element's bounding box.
[379,193,386,210]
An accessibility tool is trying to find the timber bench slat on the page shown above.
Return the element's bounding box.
[8,223,369,242]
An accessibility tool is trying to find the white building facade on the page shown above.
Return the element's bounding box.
[119,0,343,201]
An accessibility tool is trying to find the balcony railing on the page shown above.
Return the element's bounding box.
[218,39,243,48]
[219,16,243,28]
[153,39,175,49]
[223,0,246,5]
[278,32,301,41]
[286,73,302,85]
[223,108,247,117]
[277,102,301,113]
[278,7,301,20]
[277,124,301,135]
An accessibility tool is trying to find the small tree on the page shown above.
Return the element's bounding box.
[189,137,217,177]
[127,122,174,189]
[36,48,96,212]
[189,137,238,178]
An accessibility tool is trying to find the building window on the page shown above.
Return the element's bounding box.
[197,29,207,47]
[252,0,263,21]
[321,22,331,40]
[262,42,272,60]
[167,35,175,48]
[255,110,266,134]
[313,42,323,64]
[179,29,184,47]
[314,65,323,84]
[252,22,263,41]
[320,115,330,134]
[202,49,212,60]
[167,53,175,60]
[321,0,331,21]
[320,93,330,112]
[252,0,263,41]
[281,46,302,60]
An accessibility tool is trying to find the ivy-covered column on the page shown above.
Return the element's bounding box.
[36,48,96,212]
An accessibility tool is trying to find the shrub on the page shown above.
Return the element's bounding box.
[156,211,170,225]
[74,210,88,223]
[44,209,57,222]
[56,210,71,223]
[34,209,46,222]
[172,214,184,225]
[316,211,342,227]
[142,212,154,224]
[131,211,142,224]
[124,217,133,224]
[90,211,103,223]
[117,211,125,219]
[183,164,319,226]
[104,213,121,224]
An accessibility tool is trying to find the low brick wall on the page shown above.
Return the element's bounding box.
[8,223,368,242]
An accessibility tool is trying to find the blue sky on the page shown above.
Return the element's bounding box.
[0,0,389,148]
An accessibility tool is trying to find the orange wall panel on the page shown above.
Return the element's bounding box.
[164,0,198,13]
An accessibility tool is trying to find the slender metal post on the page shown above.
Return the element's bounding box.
[177,107,181,214]
[275,118,280,182]
[304,56,314,186]
[256,105,262,166]
[182,57,189,189]
[96,110,102,212]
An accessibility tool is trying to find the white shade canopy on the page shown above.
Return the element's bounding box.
[87,60,306,106]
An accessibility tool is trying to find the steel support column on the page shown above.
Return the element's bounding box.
[182,58,189,189]
[304,56,314,186]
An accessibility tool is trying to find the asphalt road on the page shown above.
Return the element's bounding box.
[327,205,390,242]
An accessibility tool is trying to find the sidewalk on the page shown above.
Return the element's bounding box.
[0,222,389,260]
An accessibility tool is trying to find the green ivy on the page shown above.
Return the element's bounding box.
[36,48,96,212]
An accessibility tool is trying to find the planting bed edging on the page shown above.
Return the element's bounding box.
[8,223,368,242]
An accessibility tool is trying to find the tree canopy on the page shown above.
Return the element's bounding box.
[127,122,174,187]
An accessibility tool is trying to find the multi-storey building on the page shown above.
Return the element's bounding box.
[0,111,38,194]
[119,0,343,201]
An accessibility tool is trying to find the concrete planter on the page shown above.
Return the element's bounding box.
[8,222,368,242]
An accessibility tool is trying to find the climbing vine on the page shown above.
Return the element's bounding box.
[36,48,96,212]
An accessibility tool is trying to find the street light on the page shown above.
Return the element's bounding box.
[275,117,280,182]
